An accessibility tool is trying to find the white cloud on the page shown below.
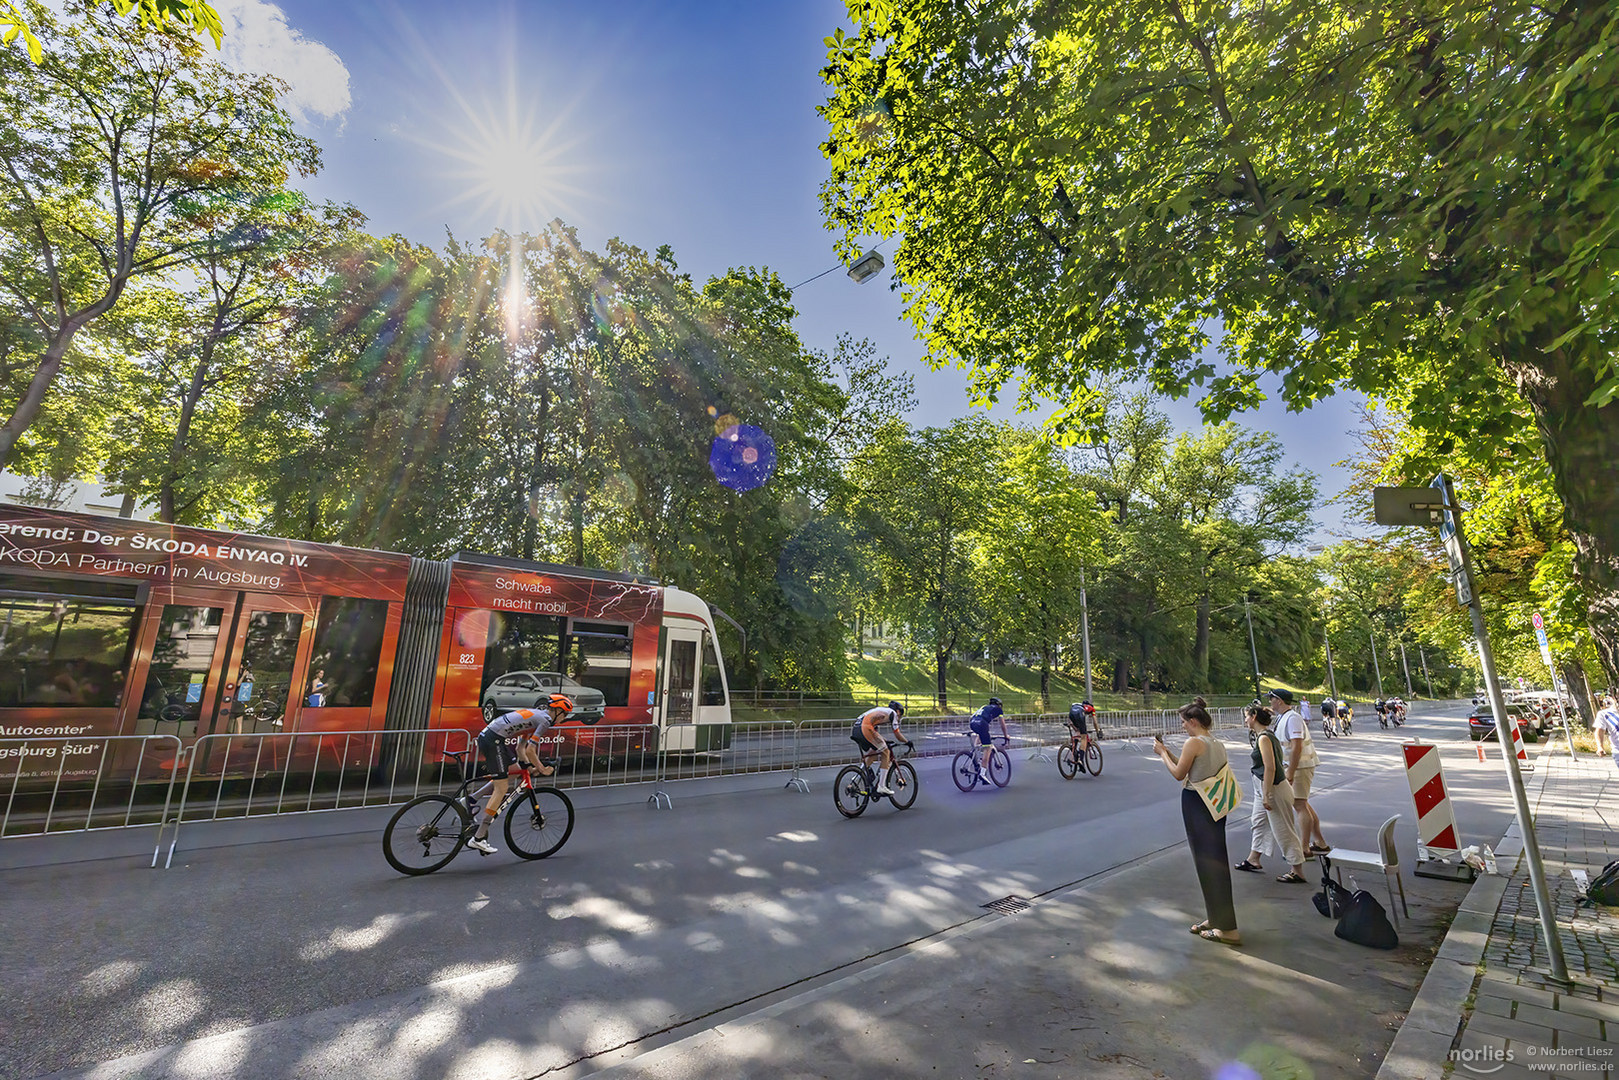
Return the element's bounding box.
[215,0,351,125]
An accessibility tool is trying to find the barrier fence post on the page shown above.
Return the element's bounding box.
[647,731,672,810]
[785,720,809,793]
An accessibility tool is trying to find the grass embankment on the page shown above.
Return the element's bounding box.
[731,659,1333,722]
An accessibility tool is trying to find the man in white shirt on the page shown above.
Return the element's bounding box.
[1271,688,1330,854]
[1595,696,1619,770]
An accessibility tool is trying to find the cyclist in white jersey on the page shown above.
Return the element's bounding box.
[466,693,572,854]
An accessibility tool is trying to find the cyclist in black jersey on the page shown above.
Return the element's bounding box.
[466,693,573,854]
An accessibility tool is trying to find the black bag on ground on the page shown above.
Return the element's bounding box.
[1335,889,1399,949]
[1583,858,1619,907]
[1313,870,1353,918]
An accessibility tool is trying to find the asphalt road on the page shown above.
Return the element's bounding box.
[1,699,1525,1079]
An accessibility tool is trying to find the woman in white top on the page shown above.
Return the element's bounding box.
[1153,697,1241,946]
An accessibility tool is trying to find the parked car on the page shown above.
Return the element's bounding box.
[482,671,607,724]
[1468,703,1539,743]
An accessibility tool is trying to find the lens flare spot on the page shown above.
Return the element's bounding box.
[706,405,718,418]
[709,424,776,493]
[713,412,739,436]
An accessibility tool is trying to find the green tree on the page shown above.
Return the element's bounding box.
[4,0,221,63]
[820,0,1619,681]
[0,3,320,470]
[1150,423,1316,687]
[974,426,1099,709]
[844,418,997,707]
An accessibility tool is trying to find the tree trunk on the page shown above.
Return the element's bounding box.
[1111,657,1127,693]
[935,648,948,711]
[1039,645,1052,713]
[1560,659,1595,728]
[1193,592,1212,687]
[161,340,217,524]
[0,330,74,470]
[1503,338,1619,685]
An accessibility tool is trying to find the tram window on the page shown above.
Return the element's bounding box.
[562,621,631,707]
[309,597,388,707]
[138,605,223,729]
[700,634,726,706]
[0,593,138,709]
[481,613,563,692]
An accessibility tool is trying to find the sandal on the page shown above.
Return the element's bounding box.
[1197,928,1242,946]
[1308,844,1332,854]
[1276,872,1307,884]
[1190,920,1211,935]
[1234,860,1263,873]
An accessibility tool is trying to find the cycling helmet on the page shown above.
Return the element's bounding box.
[547,693,575,714]
[987,696,1002,708]
[887,700,906,718]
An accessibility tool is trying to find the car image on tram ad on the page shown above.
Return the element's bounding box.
[0,501,734,809]
[425,551,732,764]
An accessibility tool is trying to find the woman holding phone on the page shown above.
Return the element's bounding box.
[1153,697,1241,946]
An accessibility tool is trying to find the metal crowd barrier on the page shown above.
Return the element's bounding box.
[163,727,470,867]
[1,703,1265,865]
[1,734,183,866]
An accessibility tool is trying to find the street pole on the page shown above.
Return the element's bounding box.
[1080,566,1093,704]
[1437,474,1569,983]
[1244,595,1262,699]
[1420,645,1434,698]
[1399,641,1414,697]
[1370,631,1385,697]
[1324,626,1339,700]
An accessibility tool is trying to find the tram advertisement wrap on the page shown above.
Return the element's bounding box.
[445,562,662,621]
[0,505,410,600]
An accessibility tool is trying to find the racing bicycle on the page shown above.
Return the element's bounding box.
[953,734,1010,791]
[834,740,918,817]
[383,747,574,875]
[1057,726,1103,778]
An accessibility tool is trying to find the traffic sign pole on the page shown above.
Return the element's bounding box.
[1533,614,1578,760]
[1435,475,1569,983]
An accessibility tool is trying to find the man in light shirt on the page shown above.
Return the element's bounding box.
[1271,688,1330,854]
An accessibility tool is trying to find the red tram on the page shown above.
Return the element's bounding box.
[0,503,731,785]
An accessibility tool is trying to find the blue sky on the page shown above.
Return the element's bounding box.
[234,0,1368,525]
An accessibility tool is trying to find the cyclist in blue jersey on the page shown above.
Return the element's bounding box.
[466,693,572,854]
[969,697,1007,777]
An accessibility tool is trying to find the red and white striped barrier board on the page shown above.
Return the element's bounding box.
[1508,716,1533,770]
[1402,742,1461,855]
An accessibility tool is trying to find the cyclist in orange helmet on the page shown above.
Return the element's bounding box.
[466,692,573,854]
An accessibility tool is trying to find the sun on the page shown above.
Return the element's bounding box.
[435,91,587,235]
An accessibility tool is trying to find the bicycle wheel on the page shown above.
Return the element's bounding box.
[1057,744,1078,779]
[504,786,574,859]
[833,766,869,818]
[1321,721,1334,739]
[952,751,978,792]
[383,795,468,876]
[1083,741,1103,776]
[987,747,1011,787]
[888,761,919,810]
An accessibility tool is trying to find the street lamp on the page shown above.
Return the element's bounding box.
[1243,594,1262,699]
[846,250,885,284]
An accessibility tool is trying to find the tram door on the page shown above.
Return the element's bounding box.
[129,588,236,739]
[658,627,700,752]
[213,593,318,736]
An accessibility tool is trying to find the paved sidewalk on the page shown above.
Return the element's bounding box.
[1382,752,1619,1080]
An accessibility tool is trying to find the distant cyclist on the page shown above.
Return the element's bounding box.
[466,693,573,854]
[969,697,1007,777]
[1068,701,1098,754]
[852,701,912,795]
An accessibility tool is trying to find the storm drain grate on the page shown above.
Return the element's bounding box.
[981,894,1032,915]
